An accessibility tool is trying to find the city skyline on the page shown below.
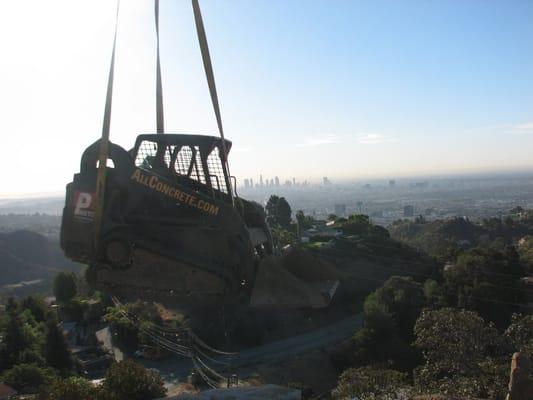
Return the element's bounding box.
[1,0,533,196]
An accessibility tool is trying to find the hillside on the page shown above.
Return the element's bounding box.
[389,214,533,260]
[389,217,485,259]
[313,237,439,301]
[298,216,440,306]
[0,229,80,287]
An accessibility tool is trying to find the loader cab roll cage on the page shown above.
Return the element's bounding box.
[132,134,236,202]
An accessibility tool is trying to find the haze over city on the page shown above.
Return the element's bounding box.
[4,1,533,399]
[1,0,533,197]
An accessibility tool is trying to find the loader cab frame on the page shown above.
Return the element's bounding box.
[131,134,235,203]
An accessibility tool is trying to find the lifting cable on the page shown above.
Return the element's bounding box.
[94,0,120,251]
[94,0,164,250]
[95,0,237,248]
[155,0,165,134]
[191,0,235,205]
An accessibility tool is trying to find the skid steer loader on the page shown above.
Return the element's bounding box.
[60,133,339,308]
[60,0,338,309]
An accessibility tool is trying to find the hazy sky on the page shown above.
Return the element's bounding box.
[1,0,533,196]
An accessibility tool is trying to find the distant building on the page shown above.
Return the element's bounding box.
[389,179,396,187]
[334,204,346,217]
[244,179,250,189]
[259,174,264,187]
[323,177,331,185]
[404,205,415,217]
[414,181,429,188]
[250,178,254,187]
[275,176,280,186]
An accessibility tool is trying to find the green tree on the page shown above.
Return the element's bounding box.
[366,276,425,340]
[332,366,410,400]
[354,276,424,370]
[271,226,296,248]
[295,210,313,231]
[5,297,19,313]
[265,195,292,228]
[339,214,390,240]
[1,363,56,394]
[445,246,525,327]
[103,302,161,350]
[46,377,99,400]
[275,196,292,228]
[104,306,140,350]
[423,279,446,309]
[60,298,88,323]
[414,308,507,399]
[53,272,77,303]
[0,307,43,369]
[504,313,533,359]
[100,360,166,400]
[44,320,73,371]
[21,295,49,323]
[341,214,371,235]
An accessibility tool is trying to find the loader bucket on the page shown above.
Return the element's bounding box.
[250,248,339,308]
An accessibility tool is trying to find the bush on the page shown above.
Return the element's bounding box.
[99,360,166,400]
[414,308,507,399]
[0,307,44,369]
[44,320,73,372]
[104,306,140,350]
[46,377,99,400]
[504,313,533,359]
[1,363,56,394]
[60,298,88,322]
[20,295,49,322]
[332,366,410,400]
[353,276,424,370]
[53,272,77,303]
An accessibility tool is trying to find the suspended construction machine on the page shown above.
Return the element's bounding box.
[60,0,338,310]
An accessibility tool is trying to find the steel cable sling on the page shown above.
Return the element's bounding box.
[93,0,120,251]
[95,0,235,248]
[94,0,165,250]
[191,0,234,205]
[155,0,165,134]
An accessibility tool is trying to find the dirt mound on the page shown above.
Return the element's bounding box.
[282,246,339,282]
[250,247,339,308]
